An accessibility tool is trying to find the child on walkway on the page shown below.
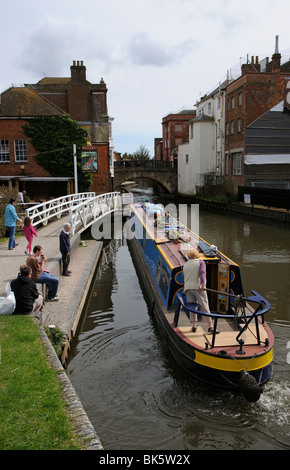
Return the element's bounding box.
[23,217,37,255]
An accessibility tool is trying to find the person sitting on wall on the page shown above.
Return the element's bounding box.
[26,245,59,302]
[11,265,43,315]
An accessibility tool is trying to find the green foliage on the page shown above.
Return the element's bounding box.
[44,325,67,358]
[22,116,92,192]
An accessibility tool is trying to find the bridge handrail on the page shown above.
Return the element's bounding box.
[69,192,122,234]
[25,193,95,228]
[114,160,177,169]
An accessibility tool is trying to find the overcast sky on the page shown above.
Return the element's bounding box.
[1,0,290,157]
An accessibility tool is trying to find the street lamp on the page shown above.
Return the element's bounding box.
[73,144,78,194]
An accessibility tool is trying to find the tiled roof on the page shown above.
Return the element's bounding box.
[0,86,65,117]
[36,77,71,85]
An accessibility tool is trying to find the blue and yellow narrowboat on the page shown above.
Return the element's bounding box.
[127,202,274,402]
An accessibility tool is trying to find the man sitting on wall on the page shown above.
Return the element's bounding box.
[26,245,59,302]
[11,265,43,315]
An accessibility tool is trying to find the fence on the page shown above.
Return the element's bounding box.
[69,192,122,234]
[25,193,96,229]
[238,186,290,210]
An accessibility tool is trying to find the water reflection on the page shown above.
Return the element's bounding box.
[68,182,290,450]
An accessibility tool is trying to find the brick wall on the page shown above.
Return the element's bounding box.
[225,70,288,187]
[90,143,112,194]
[0,118,51,178]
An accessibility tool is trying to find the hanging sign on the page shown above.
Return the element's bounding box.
[81,146,98,172]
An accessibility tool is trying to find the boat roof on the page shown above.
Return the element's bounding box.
[131,203,238,270]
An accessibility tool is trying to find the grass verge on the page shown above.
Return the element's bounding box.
[0,315,82,450]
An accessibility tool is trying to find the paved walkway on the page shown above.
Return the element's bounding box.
[0,216,102,334]
[0,215,104,450]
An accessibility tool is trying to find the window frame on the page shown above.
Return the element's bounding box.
[14,139,28,162]
[0,139,10,162]
[232,152,242,175]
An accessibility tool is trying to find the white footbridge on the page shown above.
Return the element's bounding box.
[25,192,122,235]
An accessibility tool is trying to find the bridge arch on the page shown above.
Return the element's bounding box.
[113,161,177,194]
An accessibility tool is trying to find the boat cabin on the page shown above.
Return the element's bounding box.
[131,203,244,314]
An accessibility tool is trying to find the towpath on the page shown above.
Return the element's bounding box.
[0,216,102,334]
[0,215,104,450]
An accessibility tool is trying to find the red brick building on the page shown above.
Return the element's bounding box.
[0,61,112,199]
[225,45,290,189]
[161,109,196,162]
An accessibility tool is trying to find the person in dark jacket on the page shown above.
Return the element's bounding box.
[59,223,72,276]
[11,265,43,315]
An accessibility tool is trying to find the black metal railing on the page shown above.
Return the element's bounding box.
[173,289,271,350]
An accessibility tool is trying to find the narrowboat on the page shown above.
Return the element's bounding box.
[127,202,274,402]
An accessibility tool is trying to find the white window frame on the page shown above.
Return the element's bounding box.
[232,152,242,175]
[14,139,28,162]
[0,139,10,162]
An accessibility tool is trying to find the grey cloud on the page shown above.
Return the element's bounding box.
[127,32,196,67]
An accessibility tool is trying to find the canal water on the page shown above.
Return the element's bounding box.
[67,184,290,450]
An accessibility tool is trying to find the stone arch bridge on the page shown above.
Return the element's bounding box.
[113,161,177,194]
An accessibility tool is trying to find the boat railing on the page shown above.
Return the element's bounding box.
[174,290,271,349]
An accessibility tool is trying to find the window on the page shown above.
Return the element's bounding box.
[0,140,10,162]
[238,93,242,106]
[230,121,234,134]
[185,154,189,164]
[217,97,221,109]
[231,96,235,109]
[217,119,221,138]
[190,123,194,139]
[237,118,241,133]
[225,153,229,175]
[232,152,242,175]
[208,103,211,114]
[175,124,182,132]
[225,122,229,136]
[14,140,27,162]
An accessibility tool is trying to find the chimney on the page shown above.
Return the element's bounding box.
[70,60,86,83]
[271,35,281,72]
[241,55,260,74]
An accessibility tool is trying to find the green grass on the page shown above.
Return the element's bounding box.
[0,315,82,450]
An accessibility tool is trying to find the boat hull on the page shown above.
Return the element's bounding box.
[128,234,273,393]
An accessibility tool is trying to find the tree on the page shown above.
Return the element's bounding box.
[133,145,151,160]
[22,116,92,192]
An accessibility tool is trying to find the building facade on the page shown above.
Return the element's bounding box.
[178,81,228,195]
[224,44,290,190]
[0,61,113,198]
[245,101,290,188]
[161,109,196,162]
